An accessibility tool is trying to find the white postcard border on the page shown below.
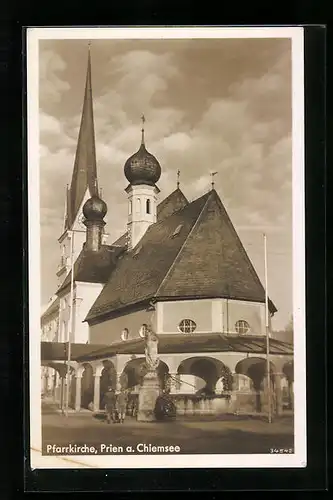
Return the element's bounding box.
[27,26,306,470]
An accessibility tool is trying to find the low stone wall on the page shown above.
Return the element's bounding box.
[170,394,232,416]
[228,391,259,414]
[125,391,268,418]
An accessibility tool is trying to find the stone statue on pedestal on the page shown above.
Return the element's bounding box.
[144,327,160,371]
[137,325,161,422]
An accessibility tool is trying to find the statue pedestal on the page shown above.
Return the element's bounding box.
[137,370,161,422]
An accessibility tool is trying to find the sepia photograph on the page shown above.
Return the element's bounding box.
[27,26,306,469]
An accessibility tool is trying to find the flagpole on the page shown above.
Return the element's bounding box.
[264,233,272,424]
[64,230,75,417]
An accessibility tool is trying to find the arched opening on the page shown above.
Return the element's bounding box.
[136,198,141,214]
[69,367,76,409]
[177,357,232,395]
[283,360,294,409]
[129,200,132,215]
[235,357,276,412]
[42,362,68,407]
[99,360,117,408]
[146,199,151,214]
[81,363,94,409]
[121,357,169,391]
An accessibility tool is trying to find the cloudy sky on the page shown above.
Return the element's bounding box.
[39,36,293,330]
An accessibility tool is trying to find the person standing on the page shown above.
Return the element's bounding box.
[103,386,117,424]
[116,389,128,424]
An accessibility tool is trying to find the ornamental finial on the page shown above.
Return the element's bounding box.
[141,113,146,145]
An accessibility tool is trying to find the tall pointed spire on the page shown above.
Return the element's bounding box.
[65,43,98,229]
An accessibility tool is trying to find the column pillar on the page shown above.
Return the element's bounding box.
[93,374,101,412]
[232,372,241,391]
[289,380,294,410]
[274,373,283,416]
[230,372,240,413]
[75,374,82,411]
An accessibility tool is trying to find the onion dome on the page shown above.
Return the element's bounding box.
[83,194,107,221]
[124,115,161,186]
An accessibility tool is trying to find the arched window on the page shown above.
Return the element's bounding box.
[139,324,148,338]
[121,328,129,341]
[235,320,250,334]
[178,319,197,334]
[136,198,141,214]
[129,200,132,215]
[146,199,151,214]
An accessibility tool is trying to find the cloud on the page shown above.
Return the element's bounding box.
[39,49,70,105]
[38,39,293,330]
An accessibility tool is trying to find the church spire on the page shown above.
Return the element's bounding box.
[65,44,98,229]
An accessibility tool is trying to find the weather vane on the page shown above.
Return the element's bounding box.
[211,171,218,189]
[141,114,146,145]
[177,170,180,189]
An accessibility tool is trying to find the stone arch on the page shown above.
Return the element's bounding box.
[121,357,169,391]
[177,356,232,394]
[235,357,276,391]
[282,360,294,409]
[235,357,277,413]
[41,361,69,404]
[283,360,294,382]
[99,360,117,407]
[41,364,58,396]
[81,363,94,409]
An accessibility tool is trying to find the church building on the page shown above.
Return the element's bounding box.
[41,48,293,417]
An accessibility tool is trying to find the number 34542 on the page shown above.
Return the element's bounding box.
[270,448,293,454]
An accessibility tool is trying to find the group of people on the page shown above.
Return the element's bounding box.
[103,386,129,424]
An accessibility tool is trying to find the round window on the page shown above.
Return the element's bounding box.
[178,319,197,334]
[235,320,250,334]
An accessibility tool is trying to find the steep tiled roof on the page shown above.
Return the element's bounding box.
[74,333,293,362]
[57,244,125,295]
[157,188,188,221]
[111,232,128,247]
[86,192,210,322]
[86,189,277,323]
[110,188,189,247]
[156,190,274,306]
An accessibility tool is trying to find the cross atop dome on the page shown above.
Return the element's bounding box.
[141,113,146,145]
[124,115,161,187]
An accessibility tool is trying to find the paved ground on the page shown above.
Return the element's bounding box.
[42,400,294,455]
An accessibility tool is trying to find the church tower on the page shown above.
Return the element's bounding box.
[57,45,105,286]
[124,116,161,250]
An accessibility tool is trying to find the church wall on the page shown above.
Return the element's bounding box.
[222,298,265,335]
[161,299,213,333]
[41,309,59,342]
[57,230,86,286]
[57,189,92,287]
[58,293,70,343]
[89,308,156,345]
[74,282,104,344]
[157,298,266,335]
